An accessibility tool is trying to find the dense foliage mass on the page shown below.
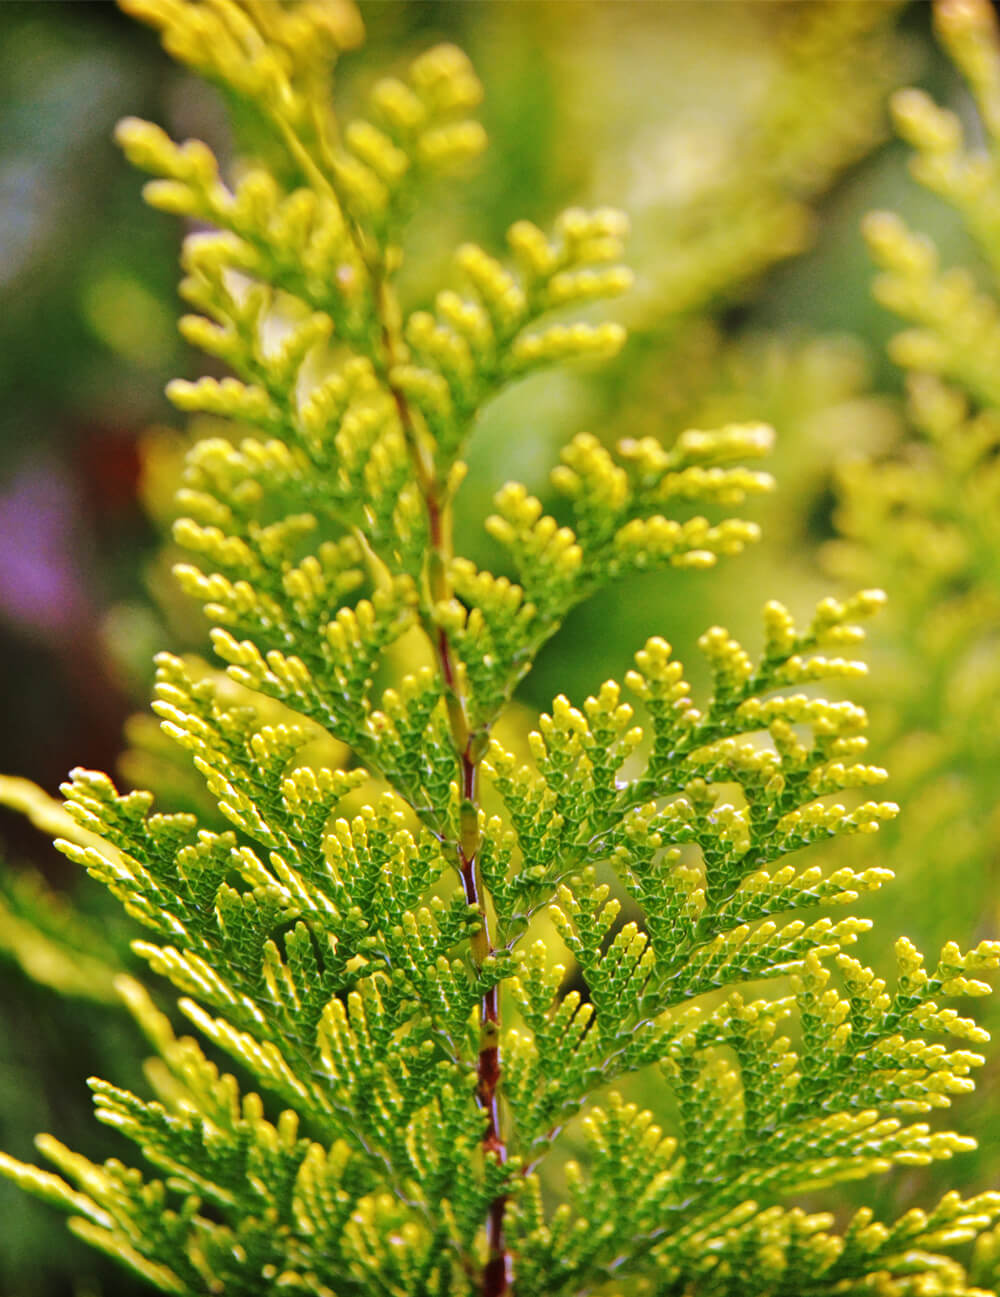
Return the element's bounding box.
[4,1,1000,1295]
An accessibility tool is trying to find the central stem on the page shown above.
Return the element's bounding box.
[459,751,511,1297]
[373,270,511,1296]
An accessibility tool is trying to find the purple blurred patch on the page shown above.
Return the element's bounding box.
[0,456,90,636]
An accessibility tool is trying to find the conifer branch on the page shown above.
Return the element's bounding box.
[3,5,1000,1296]
[368,244,512,1294]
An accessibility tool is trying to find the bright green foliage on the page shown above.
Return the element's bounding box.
[0,777,128,1000]
[828,0,1000,968]
[4,3,1000,1296]
[863,0,1000,404]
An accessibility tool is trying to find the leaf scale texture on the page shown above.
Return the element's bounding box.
[2,2,1000,1296]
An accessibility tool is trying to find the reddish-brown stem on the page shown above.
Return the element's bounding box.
[373,268,511,1295]
[458,755,511,1297]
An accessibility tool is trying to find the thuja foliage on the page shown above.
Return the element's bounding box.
[5,2,1000,1294]
[830,0,1000,959]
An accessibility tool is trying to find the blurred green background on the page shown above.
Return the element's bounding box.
[2,2,998,1293]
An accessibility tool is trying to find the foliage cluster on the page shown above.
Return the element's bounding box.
[826,0,1000,969]
[3,2,1000,1296]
